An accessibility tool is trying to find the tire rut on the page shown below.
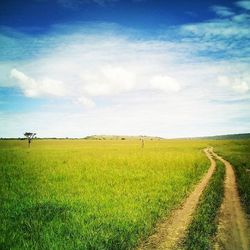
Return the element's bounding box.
[137,148,216,250]
[211,150,250,250]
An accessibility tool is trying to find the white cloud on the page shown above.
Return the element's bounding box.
[80,65,136,96]
[218,75,250,94]
[236,1,250,10]
[10,68,66,97]
[150,75,181,93]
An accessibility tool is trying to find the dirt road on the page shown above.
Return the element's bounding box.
[211,150,250,250]
[137,148,216,249]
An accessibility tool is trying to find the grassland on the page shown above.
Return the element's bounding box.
[181,160,225,250]
[0,139,249,249]
[0,139,210,249]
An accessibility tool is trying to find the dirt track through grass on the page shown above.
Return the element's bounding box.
[137,148,216,249]
[212,150,250,250]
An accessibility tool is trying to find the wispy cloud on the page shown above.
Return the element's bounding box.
[236,0,250,10]
[36,0,126,8]
[211,5,235,17]
[181,3,250,59]
[181,18,250,39]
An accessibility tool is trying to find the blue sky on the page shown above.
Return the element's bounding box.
[0,0,250,138]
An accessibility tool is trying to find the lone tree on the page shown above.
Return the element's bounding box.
[24,132,36,147]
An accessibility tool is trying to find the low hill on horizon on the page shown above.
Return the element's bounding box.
[84,133,250,140]
[83,135,164,140]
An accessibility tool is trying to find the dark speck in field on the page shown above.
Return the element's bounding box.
[18,202,70,222]
[6,202,86,248]
[10,202,72,240]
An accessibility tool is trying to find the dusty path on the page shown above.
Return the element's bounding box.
[137,148,216,250]
[211,150,250,250]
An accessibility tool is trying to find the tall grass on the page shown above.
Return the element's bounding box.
[0,139,209,249]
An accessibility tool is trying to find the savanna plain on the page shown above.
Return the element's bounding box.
[0,139,249,249]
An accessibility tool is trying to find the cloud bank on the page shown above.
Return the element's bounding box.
[6,31,185,107]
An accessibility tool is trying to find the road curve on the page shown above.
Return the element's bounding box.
[211,149,250,250]
[137,148,216,250]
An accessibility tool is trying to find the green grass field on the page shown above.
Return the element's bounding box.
[0,139,249,249]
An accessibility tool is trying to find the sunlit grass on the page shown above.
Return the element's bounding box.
[0,139,210,249]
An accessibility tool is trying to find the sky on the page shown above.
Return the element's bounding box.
[0,0,250,138]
